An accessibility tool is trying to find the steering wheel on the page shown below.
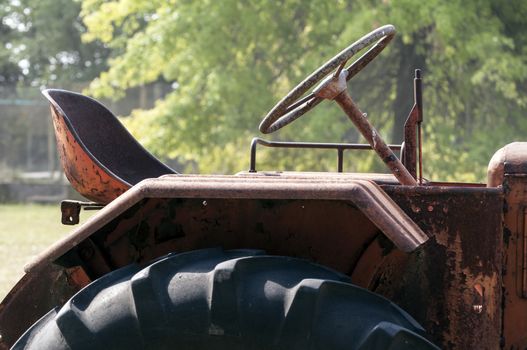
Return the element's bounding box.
[260,25,396,134]
[259,25,417,186]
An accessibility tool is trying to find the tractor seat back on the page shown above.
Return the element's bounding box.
[43,89,176,203]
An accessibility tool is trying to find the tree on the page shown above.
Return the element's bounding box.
[0,0,110,89]
[0,1,24,89]
[375,0,527,182]
[80,0,527,181]
[0,0,111,178]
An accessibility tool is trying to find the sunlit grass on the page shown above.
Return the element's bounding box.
[0,204,94,300]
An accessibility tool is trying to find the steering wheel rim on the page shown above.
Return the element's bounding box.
[259,24,396,134]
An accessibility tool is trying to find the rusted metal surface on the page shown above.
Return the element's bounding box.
[61,199,82,225]
[259,25,395,133]
[0,264,89,349]
[24,175,427,273]
[64,266,92,290]
[487,142,527,348]
[48,104,130,203]
[353,185,503,349]
[238,170,401,181]
[487,142,527,187]
[497,176,523,348]
[249,137,402,173]
[1,171,504,349]
[42,89,176,204]
[61,200,104,225]
[334,91,417,186]
[402,69,423,182]
[77,198,382,277]
[313,70,416,184]
[8,179,501,350]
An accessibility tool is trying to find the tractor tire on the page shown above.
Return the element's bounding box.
[12,248,438,350]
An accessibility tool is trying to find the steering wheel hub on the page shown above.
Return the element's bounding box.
[313,69,348,100]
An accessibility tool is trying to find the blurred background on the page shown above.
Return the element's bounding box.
[1,0,526,298]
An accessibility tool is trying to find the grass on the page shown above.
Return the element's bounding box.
[0,204,94,300]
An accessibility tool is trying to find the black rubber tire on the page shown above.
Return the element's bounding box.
[13,248,438,350]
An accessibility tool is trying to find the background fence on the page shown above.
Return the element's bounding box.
[0,83,170,202]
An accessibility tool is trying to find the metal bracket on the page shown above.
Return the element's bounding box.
[403,69,424,183]
[61,200,104,225]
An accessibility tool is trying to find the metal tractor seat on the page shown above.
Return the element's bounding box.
[43,89,176,204]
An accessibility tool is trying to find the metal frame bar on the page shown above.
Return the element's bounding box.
[249,137,402,173]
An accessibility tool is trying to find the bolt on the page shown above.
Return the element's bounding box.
[473,283,484,314]
[412,205,421,213]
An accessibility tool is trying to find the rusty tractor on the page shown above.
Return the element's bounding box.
[0,24,520,349]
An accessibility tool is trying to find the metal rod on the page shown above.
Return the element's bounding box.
[337,148,344,172]
[418,123,423,185]
[403,105,418,178]
[415,69,423,185]
[333,91,417,186]
[415,69,423,116]
[249,138,258,172]
[402,69,424,182]
[249,137,401,173]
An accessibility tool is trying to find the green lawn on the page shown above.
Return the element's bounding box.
[0,204,94,300]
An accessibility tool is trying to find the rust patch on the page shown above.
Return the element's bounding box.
[65,266,92,290]
[50,106,129,204]
[0,265,83,349]
[354,185,503,349]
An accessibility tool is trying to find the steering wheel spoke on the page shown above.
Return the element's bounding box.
[266,95,323,133]
[333,60,349,79]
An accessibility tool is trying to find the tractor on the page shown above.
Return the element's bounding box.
[0,24,519,349]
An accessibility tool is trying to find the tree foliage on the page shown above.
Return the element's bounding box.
[0,0,109,88]
[0,0,112,178]
[80,0,527,181]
